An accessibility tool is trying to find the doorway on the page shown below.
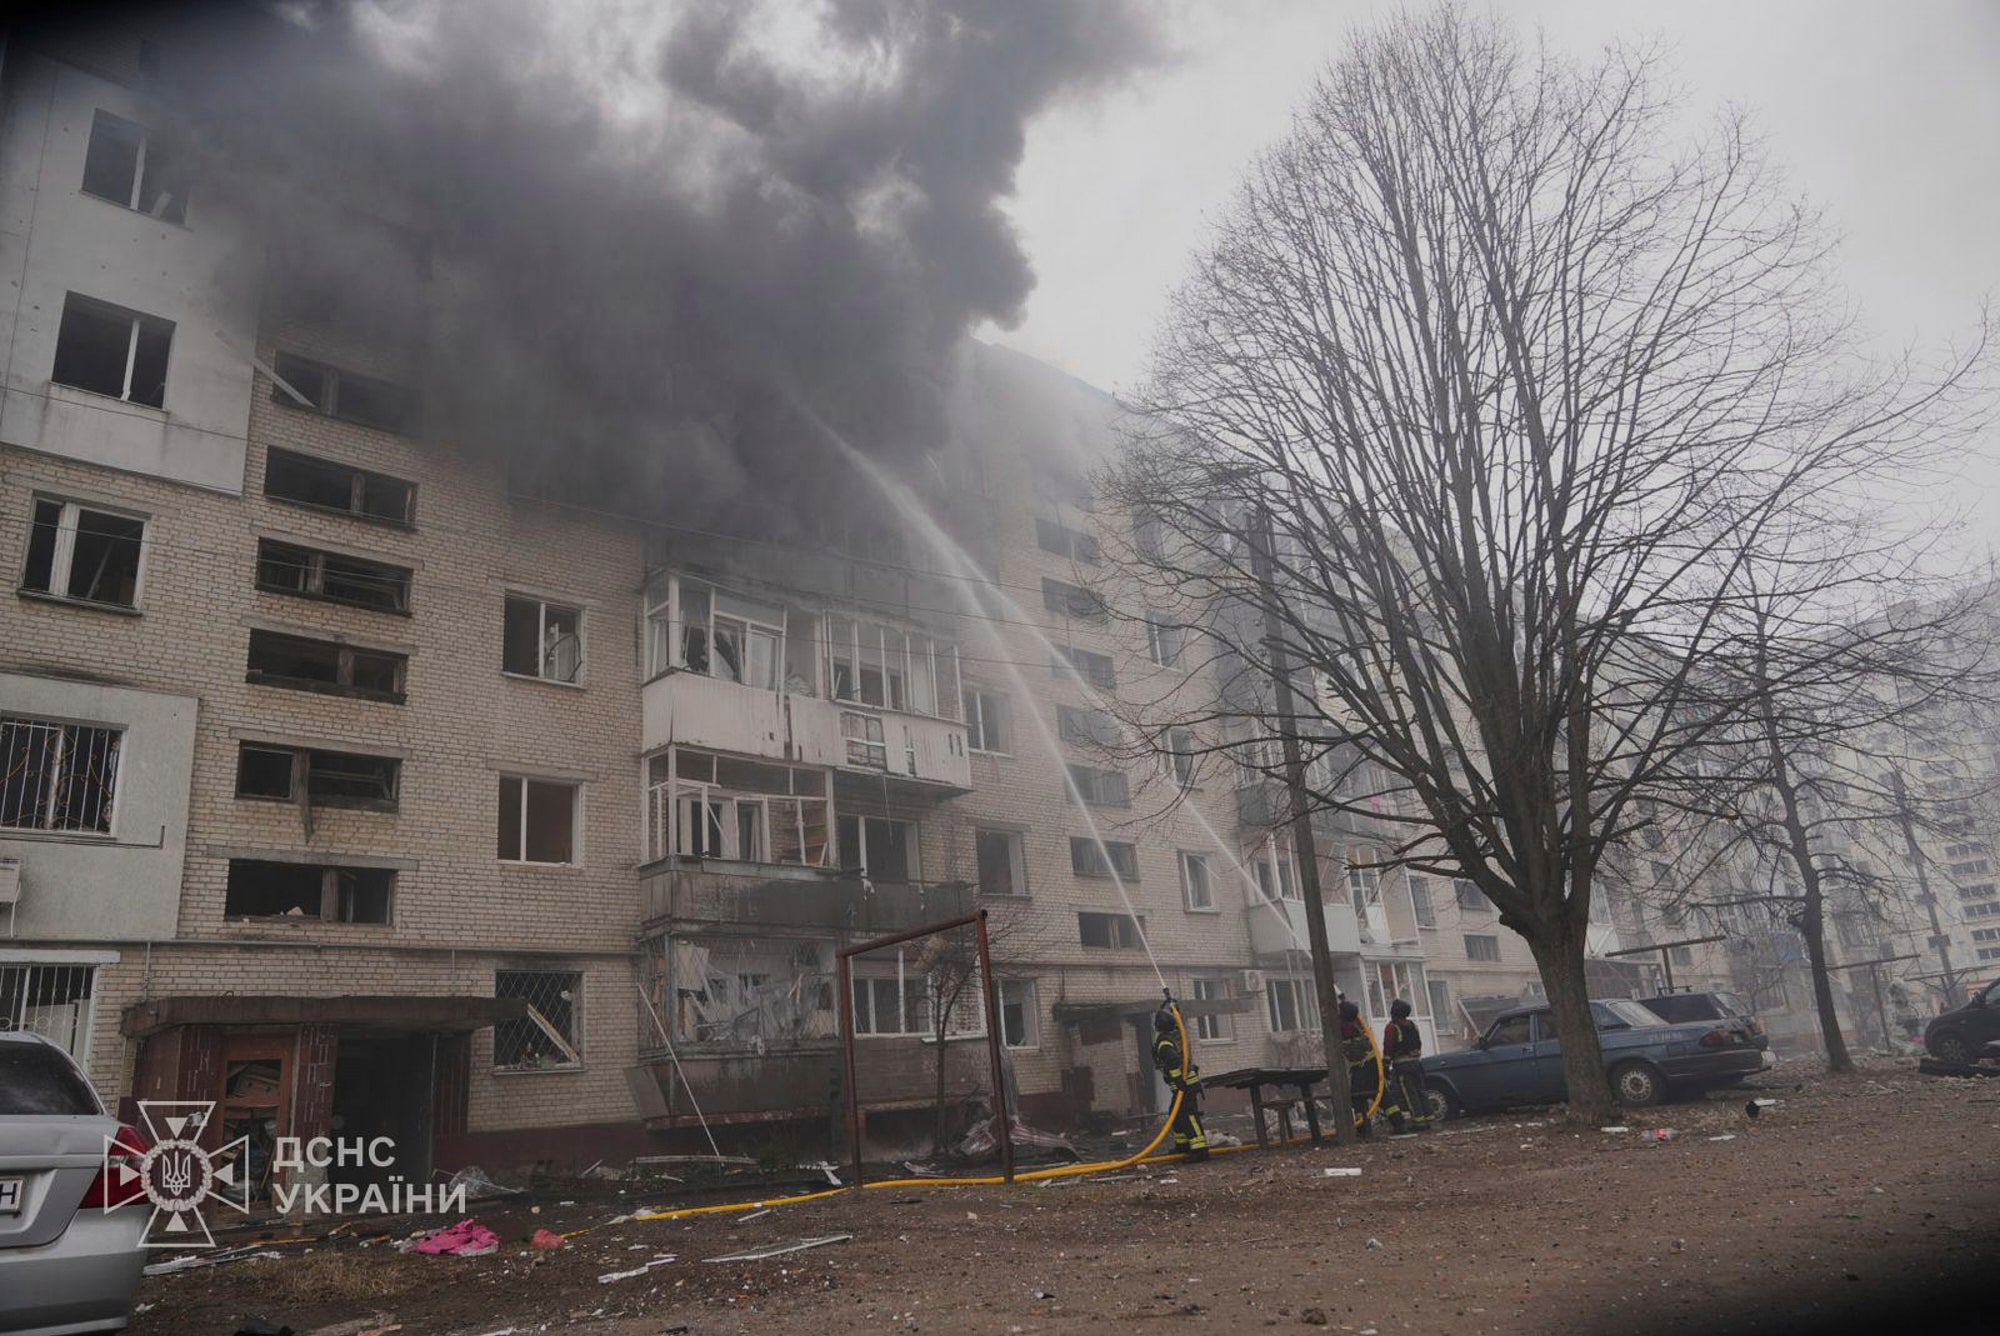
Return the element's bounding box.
[330,1033,437,1190]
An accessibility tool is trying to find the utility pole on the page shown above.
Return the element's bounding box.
[1248,498,1354,1141]
[1887,766,1959,1009]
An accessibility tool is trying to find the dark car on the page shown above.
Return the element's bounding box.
[1923,976,2000,1064]
[1635,990,1768,1056]
[1420,998,1768,1118]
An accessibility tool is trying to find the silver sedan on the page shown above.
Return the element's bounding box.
[1,1031,148,1335]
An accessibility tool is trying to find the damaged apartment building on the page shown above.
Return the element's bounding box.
[0,16,1843,1190]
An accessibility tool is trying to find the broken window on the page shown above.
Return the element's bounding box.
[21,498,144,608]
[1164,727,1197,789]
[245,629,406,702]
[1145,612,1185,668]
[498,776,577,864]
[648,748,831,866]
[1408,875,1437,928]
[1034,517,1099,562]
[1249,840,1298,901]
[1000,978,1039,1049]
[1,717,121,834]
[1054,705,1112,748]
[51,293,173,408]
[494,970,582,1070]
[1266,977,1318,1033]
[1070,838,1138,880]
[839,814,915,881]
[1066,764,1129,807]
[1053,646,1116,690]
[233,742,399,810]
[1041,577,1107,622]
[647,575,791,689]
[264,448,415,526]
[270,351,419,435]
[1347,847,1381,918]
[1078,911,1144,949]
[80,109,187,222]
[502,594,582,683]
[255,539,410,613]
[975,828,1027,897]
[223,859,393,923]
[1190,977,1230,1041]
[839,711,887,770]
[963,689,1008,753]
[1180,851,1213,911]
[827,614,959,717]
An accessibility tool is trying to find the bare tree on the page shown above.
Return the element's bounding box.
[1667,574,1998,1071]
[913,904,1048,1152]
[1105,8,1990,1121]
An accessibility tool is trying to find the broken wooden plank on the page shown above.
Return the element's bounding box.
[703,1234,853,1263]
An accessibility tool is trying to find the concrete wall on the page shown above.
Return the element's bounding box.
[0,50,259,493]
[1,670,196,939]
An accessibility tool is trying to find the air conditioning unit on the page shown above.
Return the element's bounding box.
[0,857,19,906]
[1238,969,1267,994]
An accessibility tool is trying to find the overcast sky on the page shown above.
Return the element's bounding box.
[992,0,2000,539]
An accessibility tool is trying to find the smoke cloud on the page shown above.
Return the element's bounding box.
[74,0,1163,522]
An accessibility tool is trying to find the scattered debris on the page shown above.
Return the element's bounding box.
[597,1256,677,1283]
[408,1219,501,1258]
[1600,1126,1631,1134]
[144,1247,283,1276]
[633,1154,757,1167]
[530,1229,566,1250]
[442,1167,522,1201]
[703,1234,854,1263]
[1646,1129,1679,1143]
[1365,1237,1383,1249]
[1745,1099,1779,1118]
[1322,1167,1362,1178]
[1708,1134,1738,1142]
[735,1208,774,1224]
[1300,1307,1329,1326]
[1034,1289,1055,1300]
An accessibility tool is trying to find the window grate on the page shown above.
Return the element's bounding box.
[1,718,121,833]
[494,970,583,1070]
[0,964,97,1063]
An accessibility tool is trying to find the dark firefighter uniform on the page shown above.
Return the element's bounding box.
[1381,998,1431,1132]
[1338,1000,1379,1137]
[1152,1009,1210,1160]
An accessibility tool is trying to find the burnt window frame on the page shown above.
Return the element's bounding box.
[232,741,401,812]
[223,858,395,924]
[263,448,416,528]
[270,350,420,436]
[254,538,412,614]
[245,628,407,703]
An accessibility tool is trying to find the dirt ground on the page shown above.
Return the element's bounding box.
[130,1058,1999,1336]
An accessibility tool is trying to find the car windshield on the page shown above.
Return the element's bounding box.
[0,1041,102,1115]
[1712,991,1751,1018]
[1596,999,1664,1029]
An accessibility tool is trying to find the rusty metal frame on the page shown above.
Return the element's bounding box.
[836,909,1013,1188]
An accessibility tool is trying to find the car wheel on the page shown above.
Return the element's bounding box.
[1422,1080,1461,1122]
[1929,1032,1971,1063]
[1611,1061,1664,1108]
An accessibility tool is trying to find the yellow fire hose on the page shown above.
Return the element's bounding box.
[572,1001,1376,1235]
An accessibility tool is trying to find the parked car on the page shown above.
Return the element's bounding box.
[1923,976,2000,1064]
[1421,998,1768,1118]
[1634,990,1769,1058]
[1,1031,150,1335]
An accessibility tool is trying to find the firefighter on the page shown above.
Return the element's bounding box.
[1381,998,1431,1132]
[1152,1004,1210,1161]
[1338,999,1378,1138]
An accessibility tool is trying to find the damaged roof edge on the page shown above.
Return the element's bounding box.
[120,994,532,1037]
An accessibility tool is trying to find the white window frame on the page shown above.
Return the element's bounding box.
[841,813,919,880]
[80,109,182,218]
[1145,612,1184,668]
[1266,976,1318,1034]
[498,774,581,866]
[1164,727,1197,789]
[21,497,148,609]
[964,689,1008,754]
[1464,933,1501,962]
[52,293,172,406]
[0,960,101,1064]
[1078,910,1146,949]
[493,969,584,1072]
[648,748,832,867]
[1408,874,1437,929]
[1180,851,1214,912]
[1249,836,1298,901]
[841,711,888,769]
[999,977,1040,1049]
[1190,976,1231,1043]
[851,952,934,1038]
[975,827,1028,898]
[826,612,960,719]
[503,593,585,684]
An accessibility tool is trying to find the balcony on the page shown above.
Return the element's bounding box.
[641,671,970,792]
[1246,895,1363,960]
[639,864,973,934]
